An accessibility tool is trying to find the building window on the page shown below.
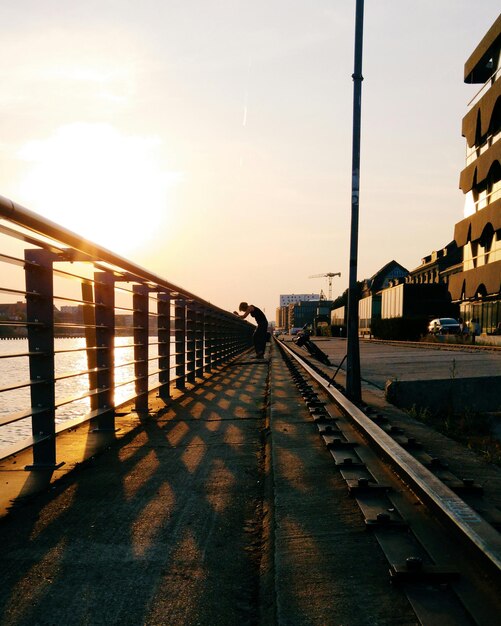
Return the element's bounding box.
[479,224,494,264]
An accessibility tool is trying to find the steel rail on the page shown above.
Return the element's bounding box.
[0,252,29,267]
[54,346,105,355]
[0,351,48,359]
[0,407,47,428]
[279,339,501,579]
[1,379,45,393]
[0,221,66,255]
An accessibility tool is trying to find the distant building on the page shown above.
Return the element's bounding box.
[279,293,320,307]
[406,241,461,287]
[381,283,457,321]
[288,300,333,330]
[276,293,320,329]
[59,305,84,325]
[0,301,26,321]
[449,14,501,333]
[361,260,409,296]
[358,261,409,335]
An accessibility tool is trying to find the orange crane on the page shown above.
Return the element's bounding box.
[309,272,341,300]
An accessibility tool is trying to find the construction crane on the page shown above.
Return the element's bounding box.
[309,272,341,300]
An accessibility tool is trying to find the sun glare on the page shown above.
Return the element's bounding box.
[17,123,180,254]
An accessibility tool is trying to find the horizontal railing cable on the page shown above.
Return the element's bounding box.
[0,193,253,466]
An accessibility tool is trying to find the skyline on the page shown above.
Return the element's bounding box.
[1,2,500,318]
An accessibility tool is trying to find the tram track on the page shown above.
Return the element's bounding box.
[275,338,501,625]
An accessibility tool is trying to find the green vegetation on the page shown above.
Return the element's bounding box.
[407,404,501,467]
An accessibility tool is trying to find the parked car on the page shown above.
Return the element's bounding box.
[427,317,461,335]
[289,327,303,336]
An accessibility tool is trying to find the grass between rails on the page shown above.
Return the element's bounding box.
[407,404,501,467]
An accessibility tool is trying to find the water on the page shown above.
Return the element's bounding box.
[0,337,161,451]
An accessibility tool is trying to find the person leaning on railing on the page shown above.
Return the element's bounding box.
[233,302,268,358]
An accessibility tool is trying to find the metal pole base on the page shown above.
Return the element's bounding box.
[24,461,65,471]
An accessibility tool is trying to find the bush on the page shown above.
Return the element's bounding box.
[330,324,346,337]
[371,316,428,341]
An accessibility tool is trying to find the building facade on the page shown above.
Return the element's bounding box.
[406,241,461,287]
[276,294,320,329]
[358,260,409,335]
[279,294,320,307]
[449,15,501,333]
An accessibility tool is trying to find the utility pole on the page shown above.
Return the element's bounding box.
[346,0,364,402]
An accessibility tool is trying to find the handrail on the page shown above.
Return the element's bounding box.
[0,193,254,467]
[466,66,501,108]
[461,187,501,214]
[0,195,230,315]
[465,130,500,165]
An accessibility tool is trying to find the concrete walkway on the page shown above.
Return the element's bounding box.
[0,343,417,626]
[0,352,270,625]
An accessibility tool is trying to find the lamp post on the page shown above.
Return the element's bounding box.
[346,0,364,402]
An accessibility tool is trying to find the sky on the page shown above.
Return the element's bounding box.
[0,1,500,320]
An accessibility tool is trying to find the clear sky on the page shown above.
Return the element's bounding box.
[0,1,499,320]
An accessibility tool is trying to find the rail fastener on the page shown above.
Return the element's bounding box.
[425,457,450,470]
[306,400,326,409]
[400,437,422,449]
[317,424,340,436]
[326,437,358,450]
[347,478,391,495]
[443,478,484,495]
[334,458,366,469]
[311,411,330,423]
[370,414,388,424]
[389,562,460,584]
[365,514,408,529]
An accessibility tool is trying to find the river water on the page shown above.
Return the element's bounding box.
[0,337,160,452]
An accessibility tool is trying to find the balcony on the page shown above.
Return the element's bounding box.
[448,259,501,300]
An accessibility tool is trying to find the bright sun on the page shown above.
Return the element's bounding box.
[17,123,178,254]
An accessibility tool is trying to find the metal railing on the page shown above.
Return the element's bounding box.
[466,65,500,108]
[465,129,501,166]
[0,194,253,468]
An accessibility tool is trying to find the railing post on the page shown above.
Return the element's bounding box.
[244,321,253,353]
[221,316,231,363]
[215,314,226,365]
[186,301,196,385]
[224,317,233,361]
[205,310,214,373]
[133,284,149,413]
[94,271,115,431]
[24,248,61,469]
[175,298,186,389]
[230,318,239,359]
[195,305,204,379]
[157,292,171,402]
[82,282,98,412]
[213,313,221,366]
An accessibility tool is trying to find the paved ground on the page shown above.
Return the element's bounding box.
[0,352,269,625]
[303,337,501,391]
[0,342,420,626]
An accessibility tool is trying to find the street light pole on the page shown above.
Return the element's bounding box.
[346,0,364,402]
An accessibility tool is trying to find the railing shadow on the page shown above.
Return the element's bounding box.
[0,359,268,625]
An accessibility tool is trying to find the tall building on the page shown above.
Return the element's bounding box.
[277,294,320,329]
[279,294,320,307]
[449,14,501,333]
